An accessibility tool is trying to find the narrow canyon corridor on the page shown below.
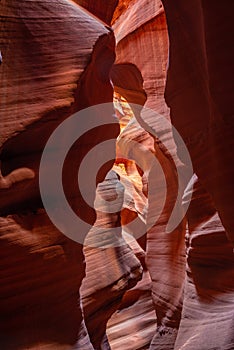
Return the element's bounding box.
[0,1,233,349]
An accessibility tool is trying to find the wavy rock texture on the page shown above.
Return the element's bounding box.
[114,100,153,254]
[107,270,156,350]
[104,166,155,349]
[77,97,156,349]
[112,94,185,348]
[177,176,234,349]
[1,1,233,350]
[112,2,188,348]
[0,0,113,147]
[161,0,234,246]
[0,0,118,216]
[113,2,234,350]
[113,0,177,155]
[146,148,186,350]
[0,1,117,349]
[81,170,143,349]
[0,213,92,350]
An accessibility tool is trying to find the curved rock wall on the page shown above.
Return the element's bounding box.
[161,0,234,246]
[177,176,234,349]
[81,171,143,349]
[1,1,233,350]
[112,2,187,348]
[0,1,117,349]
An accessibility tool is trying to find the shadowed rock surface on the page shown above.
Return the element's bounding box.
[161,0,234,246]
[177,175,234,350]
[74,0,119,25]
[0,1,117,349]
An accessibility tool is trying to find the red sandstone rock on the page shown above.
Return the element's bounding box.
[1,1,233,349]
[161,0,234,246]
[81,170,143,349]
[176,176,234,349]
[74,0,118,25]
[107,270,156,350]
[0,212,91,349]
[112,3,187,348]
[0,1,117,348]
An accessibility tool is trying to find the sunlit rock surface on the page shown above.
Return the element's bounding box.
[112,3,188,349]
[81,170,143,349]
[107,270,156,350]
[113,0,175,155]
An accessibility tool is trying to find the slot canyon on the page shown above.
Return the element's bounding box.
[0,1,233,349]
